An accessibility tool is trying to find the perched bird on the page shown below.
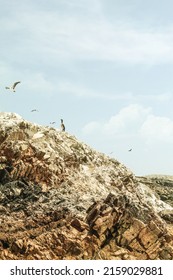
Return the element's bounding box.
[60,119,65,131]
[5,81,21,92]
[31,109,38,112]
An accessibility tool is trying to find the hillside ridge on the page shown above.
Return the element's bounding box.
[0,112,173,260]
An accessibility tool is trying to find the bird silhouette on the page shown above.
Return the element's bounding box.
[31,109,38,112]
[128,148,132,152]
[5,81,21,92]
[60,119,65,131]
[50,122,56,124]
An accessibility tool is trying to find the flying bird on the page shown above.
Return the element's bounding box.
[50,122,56,125]
[31,109,38,112]
[5,81,21,92]
[60,119,65,131]
[128,148,132,152]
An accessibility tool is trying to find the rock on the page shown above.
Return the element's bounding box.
[0,112,172,260]
[0,168,10,184]
[159,210,173,223]
[137,175,173,208]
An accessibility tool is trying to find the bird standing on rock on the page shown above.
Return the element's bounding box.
[5,81,21,92]
[60,119,65,131]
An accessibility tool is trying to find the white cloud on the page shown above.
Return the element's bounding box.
[82,104,173,144]
[82,104,151,136]
[140,115,173,143]
[57,82,173,102]
[102,104,150,136]
[24,73,54,95]
[47,19,173,64]
[63,0,102,14]
[137,92,173,102]
[58,82,101,98]
[82,121,102,134]
[57,81,134,99]
[2,0,173,65]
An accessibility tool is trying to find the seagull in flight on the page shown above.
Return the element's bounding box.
[5,81,21,92]
[31,109,39,112]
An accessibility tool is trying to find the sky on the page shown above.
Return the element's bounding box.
[1,0,173,176]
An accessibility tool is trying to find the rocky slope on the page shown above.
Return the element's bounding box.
[0,112,173,260]
[137,175,173,225]
[137,175,173,208]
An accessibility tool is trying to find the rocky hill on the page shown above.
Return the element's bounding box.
[0,112,173,260]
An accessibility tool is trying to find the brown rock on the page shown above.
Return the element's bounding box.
[0,112,172,260]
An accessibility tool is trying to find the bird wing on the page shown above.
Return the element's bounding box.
[13,81,21,89]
